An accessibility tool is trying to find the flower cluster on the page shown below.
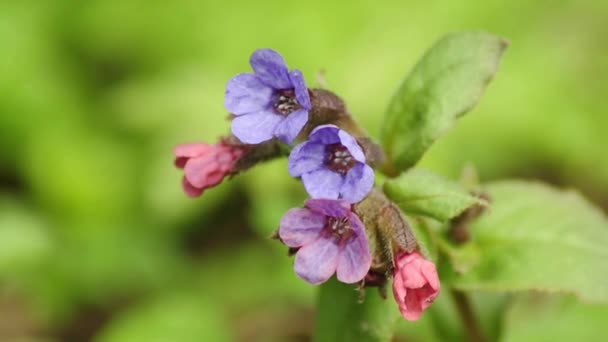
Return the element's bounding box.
[172,48,440,322]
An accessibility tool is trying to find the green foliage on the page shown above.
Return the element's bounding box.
[314,277,399,342]
[501,294,608,342]
[0,197,52,276]
[380,32,508,175]
[447,181,608,303]
[96,293,232,342]
[383,168,486,222]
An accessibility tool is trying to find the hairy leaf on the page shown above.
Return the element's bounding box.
[383,169,486,222]
[381,32,508,174]
[448,181,608,303]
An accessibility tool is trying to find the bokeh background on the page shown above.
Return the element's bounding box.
[1,0,607,341]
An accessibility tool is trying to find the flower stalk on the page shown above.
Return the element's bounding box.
[314,277,400,342]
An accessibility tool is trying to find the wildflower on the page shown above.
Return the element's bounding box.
[288,125,374,203]
[225,49,311,144]
[392,251,440,321]
[173,142,245,197]
[279,199,372,284]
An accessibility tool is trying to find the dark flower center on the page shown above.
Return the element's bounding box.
[273,89,301,115]
[325,144,357,175]
[325,216,353,241]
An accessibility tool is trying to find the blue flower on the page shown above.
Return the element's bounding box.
[225,49,311,144]
[288,125,374,203]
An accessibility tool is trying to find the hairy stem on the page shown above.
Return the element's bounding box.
[314,277,399,342]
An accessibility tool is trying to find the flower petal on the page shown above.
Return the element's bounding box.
[279,208,325,247]
[182,176,204,197]
[274,108,308,144]
[250,49,291,89]
[289,70,311,109]
[174,143,210,158]
[288,141,325,177]
[309,125,341,145]
[338,130,365,162]
[225,73,273,115]
[392,251,441,321]
[420,258,441,291]
[294,236,339,285]
[231,111,283,144]
[402,288,426,321]
[302,168,343,200]
[393,272,406,305]
[174,157,188,169]
[184,156,224,188]
[336,216,372,283]
[305,199,351,218]
[340,163,374,203]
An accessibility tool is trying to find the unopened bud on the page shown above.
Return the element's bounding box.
[354,189,418,278]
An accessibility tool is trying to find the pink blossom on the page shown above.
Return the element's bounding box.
[392,251,440,321]
[173,143,245,197]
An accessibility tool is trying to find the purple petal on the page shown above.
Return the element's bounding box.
[231,111,283,144]
[338,130,365,162]
[309,125,341,145]
[302,168,343,200]
[340,163,374,203]
[288,141,325,177]
[294,236,339,284]
[225,73,273,115]
[305,199,351,218]
[336,215,371,283]
[274,109,309,144]
[279,208,325,248]
[250,49,291,89]
[289,70,311,109]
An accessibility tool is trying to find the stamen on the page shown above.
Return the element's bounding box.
[273,89,301,115]
[326,216,353,241]
[325,144,357,175]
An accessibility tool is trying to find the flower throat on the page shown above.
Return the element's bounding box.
[274,89,301,115]
[325,144,357,175]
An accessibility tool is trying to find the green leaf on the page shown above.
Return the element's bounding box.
[0,197,52,276]
[314,277,399,342]
[448,181,608,303]
[383,169,486,222]
[380,31,508,174]
[97,293,232,342]
[501,294,608,342]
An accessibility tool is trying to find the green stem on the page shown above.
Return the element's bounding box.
[451,289,487,342]
[313,277,399,342]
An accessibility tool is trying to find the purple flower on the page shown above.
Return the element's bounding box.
[225,49,311,144]
[279,199,372,284]
[288,125,374,203]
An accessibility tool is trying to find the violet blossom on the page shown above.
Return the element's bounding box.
[279,199,372,285]
[288,125,374,203]
[225,49,311,144]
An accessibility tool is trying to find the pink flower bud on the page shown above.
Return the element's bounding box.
[173,142,245,197]
[392,251,440,321]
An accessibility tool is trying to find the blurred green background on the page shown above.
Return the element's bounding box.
[0,0,607,341]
